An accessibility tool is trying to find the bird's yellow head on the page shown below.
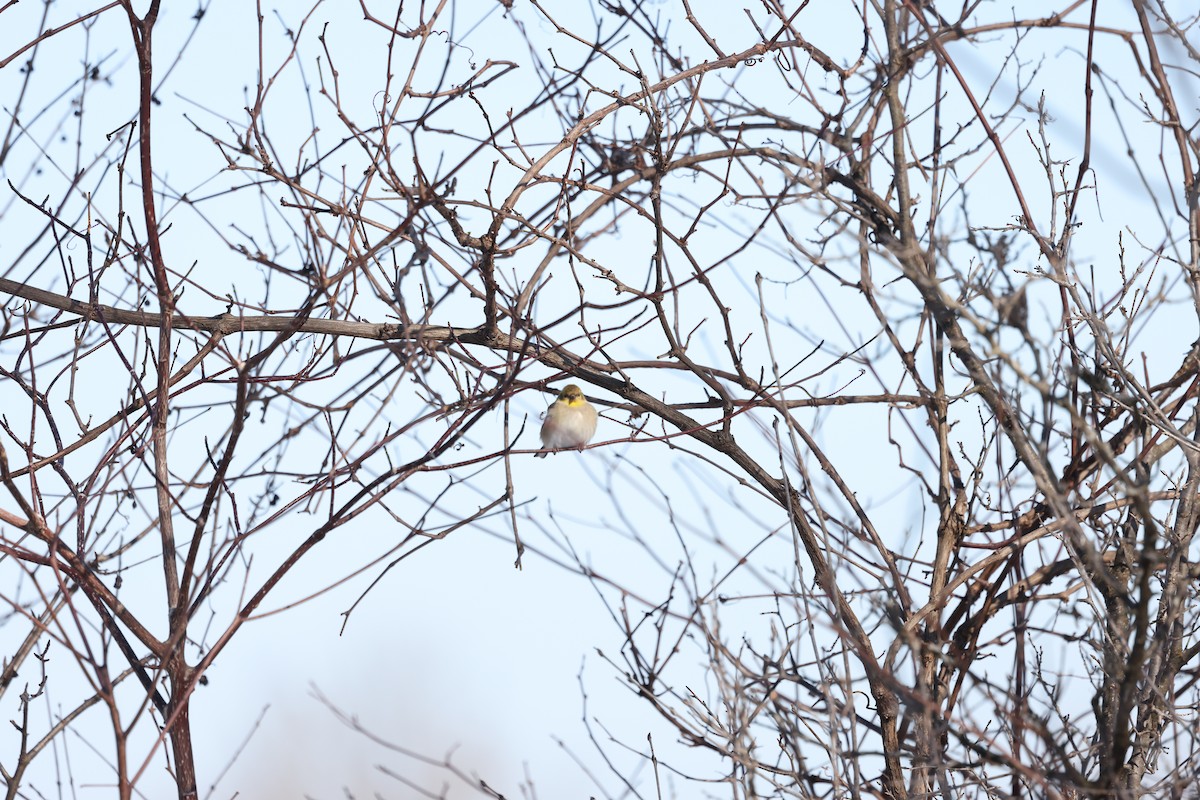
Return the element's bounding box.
[558,384,586,405]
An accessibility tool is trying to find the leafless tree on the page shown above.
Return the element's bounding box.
[2,1,1200,798]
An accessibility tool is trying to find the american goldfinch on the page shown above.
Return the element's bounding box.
[536,384,598,458]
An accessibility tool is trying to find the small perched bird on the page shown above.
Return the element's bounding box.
[536,384,598,458]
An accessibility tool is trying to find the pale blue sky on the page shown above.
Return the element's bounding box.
[1,1,1193,798]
